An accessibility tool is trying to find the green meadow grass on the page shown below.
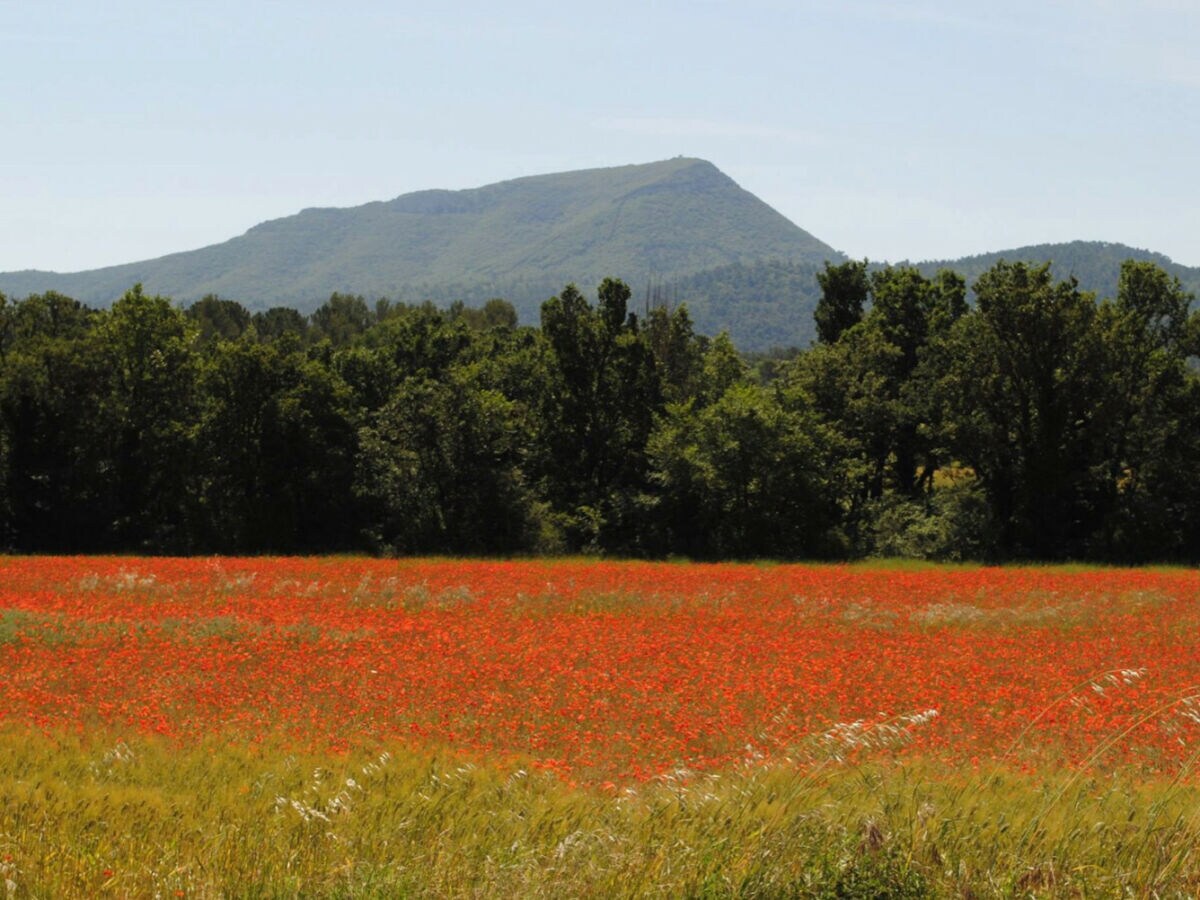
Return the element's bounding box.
[3,730,1200,898]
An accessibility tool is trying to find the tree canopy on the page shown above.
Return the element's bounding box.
[0,260,1195,561]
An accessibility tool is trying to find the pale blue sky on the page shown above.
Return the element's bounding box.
[3,0,1197,272]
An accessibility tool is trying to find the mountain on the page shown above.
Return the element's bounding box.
[665,259,826,351]
[4,161,1195,352]
[665,241,1200,351]
[0,158,839,322]
[909,241,1200,300]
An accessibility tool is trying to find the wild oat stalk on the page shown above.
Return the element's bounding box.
[1018,684,1200,851]
[995,666,1148,769]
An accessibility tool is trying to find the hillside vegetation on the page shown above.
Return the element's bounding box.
[667,242,1200,350]
[912,240,1200,301]
[0,158,835,325]
[3,161,1198,350]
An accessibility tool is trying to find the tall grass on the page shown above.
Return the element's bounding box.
[3,729,1200,897]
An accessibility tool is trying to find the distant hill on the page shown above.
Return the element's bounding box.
[3,162,1196,353]
[909,241,1200,300]
[664,241,1200,351]
[0,158,839,323]
[664,260,825,351]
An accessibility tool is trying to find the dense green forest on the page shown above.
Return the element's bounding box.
[0,256,1196,561]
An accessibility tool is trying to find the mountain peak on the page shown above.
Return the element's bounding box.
[0,159,838,316]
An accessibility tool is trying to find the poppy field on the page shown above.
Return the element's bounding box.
[4,557,1200,896]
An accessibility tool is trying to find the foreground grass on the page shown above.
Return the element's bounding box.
[4,732,1200,898]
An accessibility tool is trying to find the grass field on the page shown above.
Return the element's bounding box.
[3,557,1200,896]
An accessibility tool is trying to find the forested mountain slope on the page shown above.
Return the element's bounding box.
[3,159,1195,352]
[668,242,1200,351]
[910,241,1200,300]
[0,158,837,322]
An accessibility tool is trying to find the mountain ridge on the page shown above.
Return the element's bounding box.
[907,240,1200,294]
[1,162,1196,352]
[0,158,838,319]
[665,240,1200,351]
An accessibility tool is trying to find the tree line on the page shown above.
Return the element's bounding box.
[0,257,1196,561]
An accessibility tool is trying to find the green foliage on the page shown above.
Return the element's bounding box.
[534,279,662,552]
[646,384,847,559]
[251,306,308,341]
[916,260,1198,560]
[644,304,706,403]
[186,295,252,344]
[786,264,966,555]
[194,336,358,552]
[309,292,374,346]
[933,264,1118,556]
[0,319,112,549]
[810,849,930,900]
[864,478,996,562]
[815,260,869,345]
[355,376,534,554]
[0,255,1196,562]
[94,285,199,549]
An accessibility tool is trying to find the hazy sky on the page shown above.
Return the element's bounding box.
[3,0,1197,272]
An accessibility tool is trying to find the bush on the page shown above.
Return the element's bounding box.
[867,478,996,561]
